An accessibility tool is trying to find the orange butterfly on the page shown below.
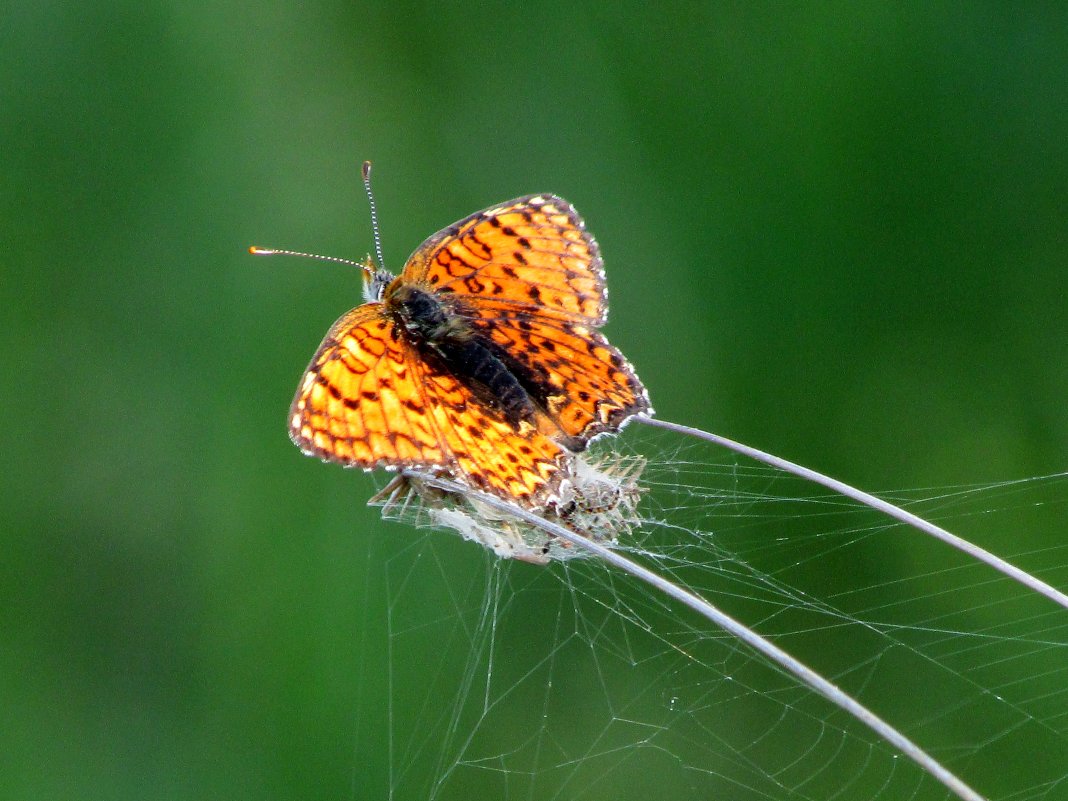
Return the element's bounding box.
[268,189,650,506]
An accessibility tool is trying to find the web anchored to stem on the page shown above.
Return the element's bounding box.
[385,417,1068,801]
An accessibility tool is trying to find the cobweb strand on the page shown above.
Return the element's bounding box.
[404,470,988,801]
[638,416,1068,611]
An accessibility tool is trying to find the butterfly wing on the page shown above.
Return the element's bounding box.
[290,304,566,504]
[402,195,651,444]
[413,357,565,504]
[289,305,444,467]
[465,300,650,441]
[404,194,607,324]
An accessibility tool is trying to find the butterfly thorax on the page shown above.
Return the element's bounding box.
[385,281,540,429]
[386,281,471,342]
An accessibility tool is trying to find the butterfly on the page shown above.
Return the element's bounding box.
[279,191,650,506]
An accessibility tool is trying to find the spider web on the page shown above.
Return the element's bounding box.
[365,425,1068,801]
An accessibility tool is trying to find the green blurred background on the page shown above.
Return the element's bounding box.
[4,3,1067,800]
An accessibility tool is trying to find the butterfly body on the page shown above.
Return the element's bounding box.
[289,194,651,506]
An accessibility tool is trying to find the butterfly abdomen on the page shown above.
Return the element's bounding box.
[434,339,538,428]
[388,282,538,429]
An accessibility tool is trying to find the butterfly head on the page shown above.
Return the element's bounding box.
[362,257,395,303]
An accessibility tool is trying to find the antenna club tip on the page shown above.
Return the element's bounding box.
[361,160,372,180]
[249,246,271,255]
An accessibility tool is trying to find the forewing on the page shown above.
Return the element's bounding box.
[403,195,606,324]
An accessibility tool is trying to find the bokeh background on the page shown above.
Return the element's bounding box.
[4,4,1067,800]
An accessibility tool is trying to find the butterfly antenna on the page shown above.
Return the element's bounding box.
[248,246,372,270]
[248,245,376,278]
[362,161,387,273]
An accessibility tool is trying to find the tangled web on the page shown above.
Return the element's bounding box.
[365,425,1068,801]
[370,449,647,564]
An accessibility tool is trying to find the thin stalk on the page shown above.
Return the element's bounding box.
[406,470,989,801]
[638,417,1068,611]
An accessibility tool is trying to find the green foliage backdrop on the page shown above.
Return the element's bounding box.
[4,4,1066,799]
